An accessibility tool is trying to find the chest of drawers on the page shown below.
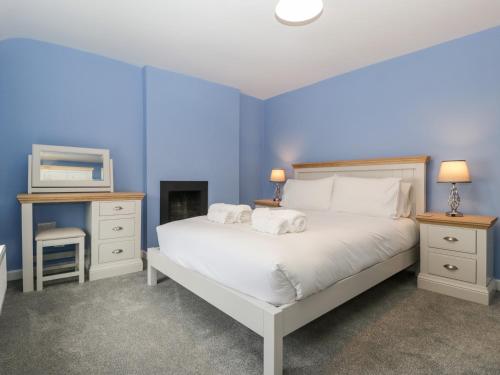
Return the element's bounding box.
[87,200,143,281]
[416,212,497,305]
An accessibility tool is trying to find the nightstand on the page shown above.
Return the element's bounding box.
[416,212,497,305]
[254,199,281,208]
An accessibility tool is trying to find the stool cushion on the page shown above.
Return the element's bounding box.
[35,227,86,241]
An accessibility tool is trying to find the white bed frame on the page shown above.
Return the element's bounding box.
[147,155,429,375]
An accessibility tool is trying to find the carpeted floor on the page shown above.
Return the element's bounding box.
[1,271,499,375]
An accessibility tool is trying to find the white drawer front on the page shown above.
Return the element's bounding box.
[98,240,134,264]
[100,201,136,216]
[428,252,476,283]
[428,225,476,254]
[99,218,135,240]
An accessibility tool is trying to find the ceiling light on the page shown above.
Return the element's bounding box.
[275,0,324,26]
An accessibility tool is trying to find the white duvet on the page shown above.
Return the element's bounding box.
[156,211,418,306]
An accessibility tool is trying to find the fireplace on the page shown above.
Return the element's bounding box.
[160,181,208,224]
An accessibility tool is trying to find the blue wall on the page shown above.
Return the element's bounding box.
[239,94,265,205]
[3,27,500,278]
[144,66,240,247]
[262,26,500,276]
[0,39,144,272]
[0,39,257,271]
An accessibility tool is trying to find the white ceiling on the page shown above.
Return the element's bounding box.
[1,0,500,99]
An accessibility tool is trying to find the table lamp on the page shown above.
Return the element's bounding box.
[270,169,286,201]
[437,160,471,217]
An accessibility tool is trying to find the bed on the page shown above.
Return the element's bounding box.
[147,155,429,375]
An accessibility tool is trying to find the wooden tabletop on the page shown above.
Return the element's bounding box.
[416,212,497,229]
[17,192,145,204]
[254,199,281,207]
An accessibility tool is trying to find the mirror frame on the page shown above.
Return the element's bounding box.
[31,144,111,189]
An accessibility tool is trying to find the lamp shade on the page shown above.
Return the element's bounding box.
[437,160,471,183]
[269,169,286,183]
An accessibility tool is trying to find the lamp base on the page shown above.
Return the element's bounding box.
[273,183,282,202]
[446,183,463,217]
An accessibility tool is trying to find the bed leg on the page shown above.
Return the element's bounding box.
[263,312,283,375]
[147,263,158,286]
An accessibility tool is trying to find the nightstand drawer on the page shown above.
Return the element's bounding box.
[428,252,476,283]
[428,225,476,254]
[100,201,135,216]
[98,240,134,264]
[99,218,135,240]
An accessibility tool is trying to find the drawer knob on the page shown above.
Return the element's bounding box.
[443,236,459,242]
[443,264,458,271]
[114,206,124,211]
[112,249,124,254]
[112,226,123,231]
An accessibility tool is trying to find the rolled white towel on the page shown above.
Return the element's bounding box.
[209,203,230,211]
[207,208,234,224]
[251,208,307,235]
[272,209,307,233]
[207,203,252,224]
[208,203,235,223]
[233,204,252,223]
[251,208,288,235]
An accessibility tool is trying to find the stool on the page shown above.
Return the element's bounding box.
[35,227,86,291]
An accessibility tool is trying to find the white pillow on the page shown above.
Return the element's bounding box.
[281,177,335,211]
[396,182,413,218]
[330,176,401,218]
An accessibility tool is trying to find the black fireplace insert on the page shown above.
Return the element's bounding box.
[160,181,208,224]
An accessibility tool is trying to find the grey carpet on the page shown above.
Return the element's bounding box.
[1,271,499,375]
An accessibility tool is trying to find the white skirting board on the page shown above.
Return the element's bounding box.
[7,249,146,282]
[8,269,22,281]
[7,265,500,292]
[1,245,6,313]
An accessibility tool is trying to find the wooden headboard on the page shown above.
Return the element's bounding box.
[293,156,430,217]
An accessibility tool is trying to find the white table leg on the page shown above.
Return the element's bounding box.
[36,241,43,291]
[78,238,85,283]
[21,203,34,292]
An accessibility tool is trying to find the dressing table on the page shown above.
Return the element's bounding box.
[17,145,145,292]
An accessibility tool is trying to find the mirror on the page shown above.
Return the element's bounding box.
[31,145,112,192]
[39,150,104,182]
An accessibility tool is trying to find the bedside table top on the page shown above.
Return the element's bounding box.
[254,199,281,207]
[416,212,497,229]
